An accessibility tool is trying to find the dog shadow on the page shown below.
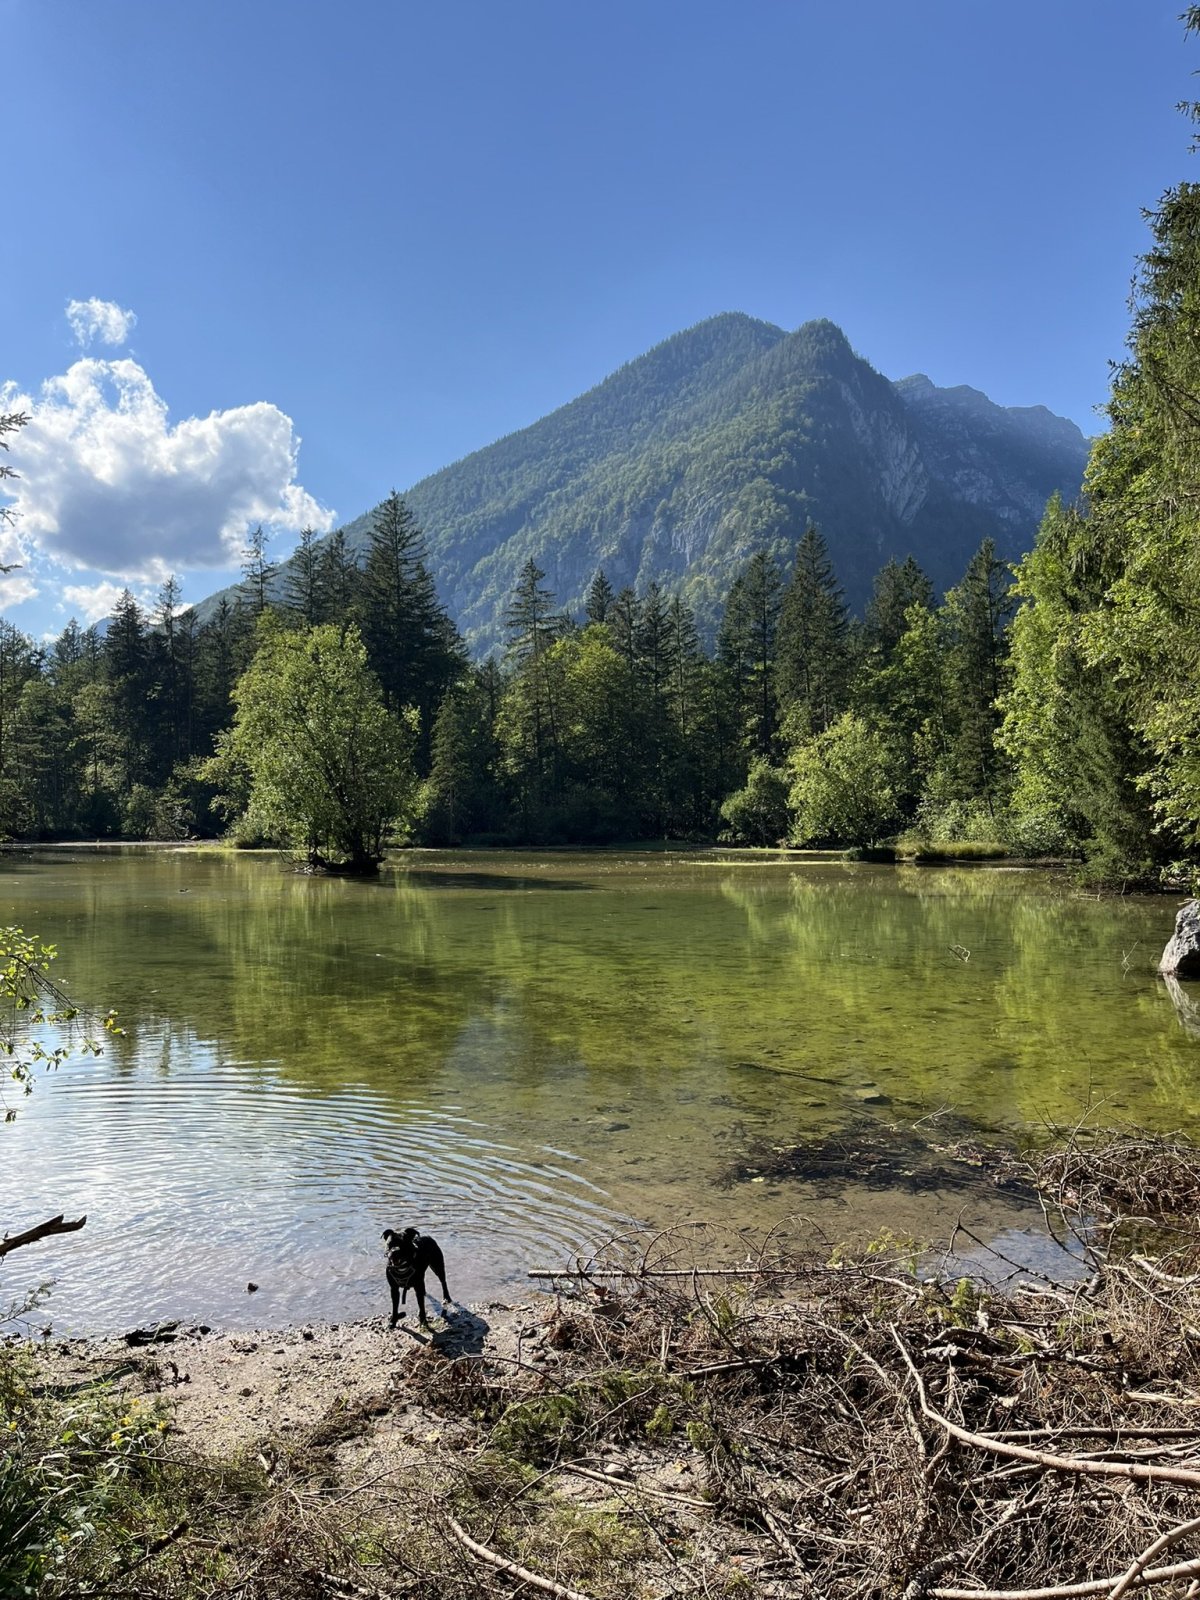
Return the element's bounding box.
[392,1302,490,1358]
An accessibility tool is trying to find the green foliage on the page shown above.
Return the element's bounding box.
[205,617,417,872]
[0,1350,171,1597]
[719,757,790,846]
[999,497,1157,874]
[490,1370,666,1463]
[1,929,118,1122]
[777,524,851,734]
[787,712,898,847]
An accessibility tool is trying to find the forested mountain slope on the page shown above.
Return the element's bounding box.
[199,314,1090,652]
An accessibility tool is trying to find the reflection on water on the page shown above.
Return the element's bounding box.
[0,847,1193,1331]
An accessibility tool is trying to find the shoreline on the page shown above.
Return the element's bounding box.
[13,1136,1200,1598]
[27,1297,546,1458]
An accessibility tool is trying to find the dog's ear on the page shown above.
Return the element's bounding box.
[400,1227,419,1245]
[382,1229,395,1244]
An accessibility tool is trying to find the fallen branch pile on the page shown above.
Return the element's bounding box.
[403,1134,1200,1597]
[15,1131,1200,1599]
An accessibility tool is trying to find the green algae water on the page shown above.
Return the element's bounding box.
[0,847,1194,1331]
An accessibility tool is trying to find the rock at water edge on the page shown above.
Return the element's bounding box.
[1159,900,1200,978]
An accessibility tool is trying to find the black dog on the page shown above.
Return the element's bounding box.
[382,1227,452,1329]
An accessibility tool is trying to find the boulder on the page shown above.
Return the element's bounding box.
[1159,899,1200,978]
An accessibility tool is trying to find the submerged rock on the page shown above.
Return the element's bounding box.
[1159,900,1200,978]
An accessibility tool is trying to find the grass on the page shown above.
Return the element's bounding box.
[895,835,1013,861]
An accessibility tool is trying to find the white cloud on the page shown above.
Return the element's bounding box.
[66,298,138,348]
[0,357,334,581]
[61,580,132,623]
[0,571,38,607]
[0,521,36,606]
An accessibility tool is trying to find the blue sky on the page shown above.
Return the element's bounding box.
[1,0,1194,636]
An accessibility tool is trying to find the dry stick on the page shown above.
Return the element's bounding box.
[679,1354,781,1378]
[928,1556,1200,1600]
[528,1267,791,1280]
[564,1462,711,1510]
[1130,1255,1200,1287]
[979,1426,1200,1442]
[301,1573,393,1600]
[557,1465,697,1576]
[0,1212,86,1258]
[1123,1389,1200,1408]
[891,1326,1200,1490]
[1108,1515,1200,1600]
[445,1516,593,1600]
[903,1494,1029,1600]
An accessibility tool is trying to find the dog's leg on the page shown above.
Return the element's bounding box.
[388,1276,401,1329]
[428,1242,452,1309]
[414,1273,430,1328]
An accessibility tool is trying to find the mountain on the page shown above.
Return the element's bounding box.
[199,314,1091,652]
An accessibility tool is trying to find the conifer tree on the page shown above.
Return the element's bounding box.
[104,590,154,785]
[863,556,934,662]
[361,492,464,762]
[500,561,565,824]
[776,526,850,734]
[318,529,361,622]
[584,569,615,625]
[286,527,324,625]
[240,524,277,615]
[153,575,186,772]
[608,587,641,674]
[718,550,783,759]
[936,539,1014,813]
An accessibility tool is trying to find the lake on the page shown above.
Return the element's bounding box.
[0,847,1193,1332]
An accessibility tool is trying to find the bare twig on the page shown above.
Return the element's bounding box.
[445,1516,594,1600]
[929,1557,1200,1599]
[1108,1515,1200,1599]
[893,1328,1200,1488]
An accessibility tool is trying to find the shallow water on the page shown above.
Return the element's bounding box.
[0,848,1193,1331]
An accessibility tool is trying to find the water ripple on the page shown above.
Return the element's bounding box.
[2,1051,623,1333]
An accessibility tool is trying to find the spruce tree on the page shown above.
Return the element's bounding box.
[776,526,850,734]
[239,524,277,615]
[361,492,464,762]
[608,587,641,674]
[584,569,615,625]
[864,556,934,662]
[937,539,1014,813]
[718,550,783,758]
[286,527,324,625]
[500,561,565,821]
[318,529,361,622]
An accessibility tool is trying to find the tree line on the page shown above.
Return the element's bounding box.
[0,493,1015,862]
[0,483,1159,882]
[2,78,1199,881]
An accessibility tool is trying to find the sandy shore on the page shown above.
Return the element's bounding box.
[30,1296,566,1456]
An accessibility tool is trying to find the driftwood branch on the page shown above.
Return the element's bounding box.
[0,1213,86,1259]
[446,1515,594,1600]
[562,1462,711,1509]
[892,1326,1200,1491]
[929,1556,1200,1599]
[529,1266,790,1280]
[1108,1516,1200,1600]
